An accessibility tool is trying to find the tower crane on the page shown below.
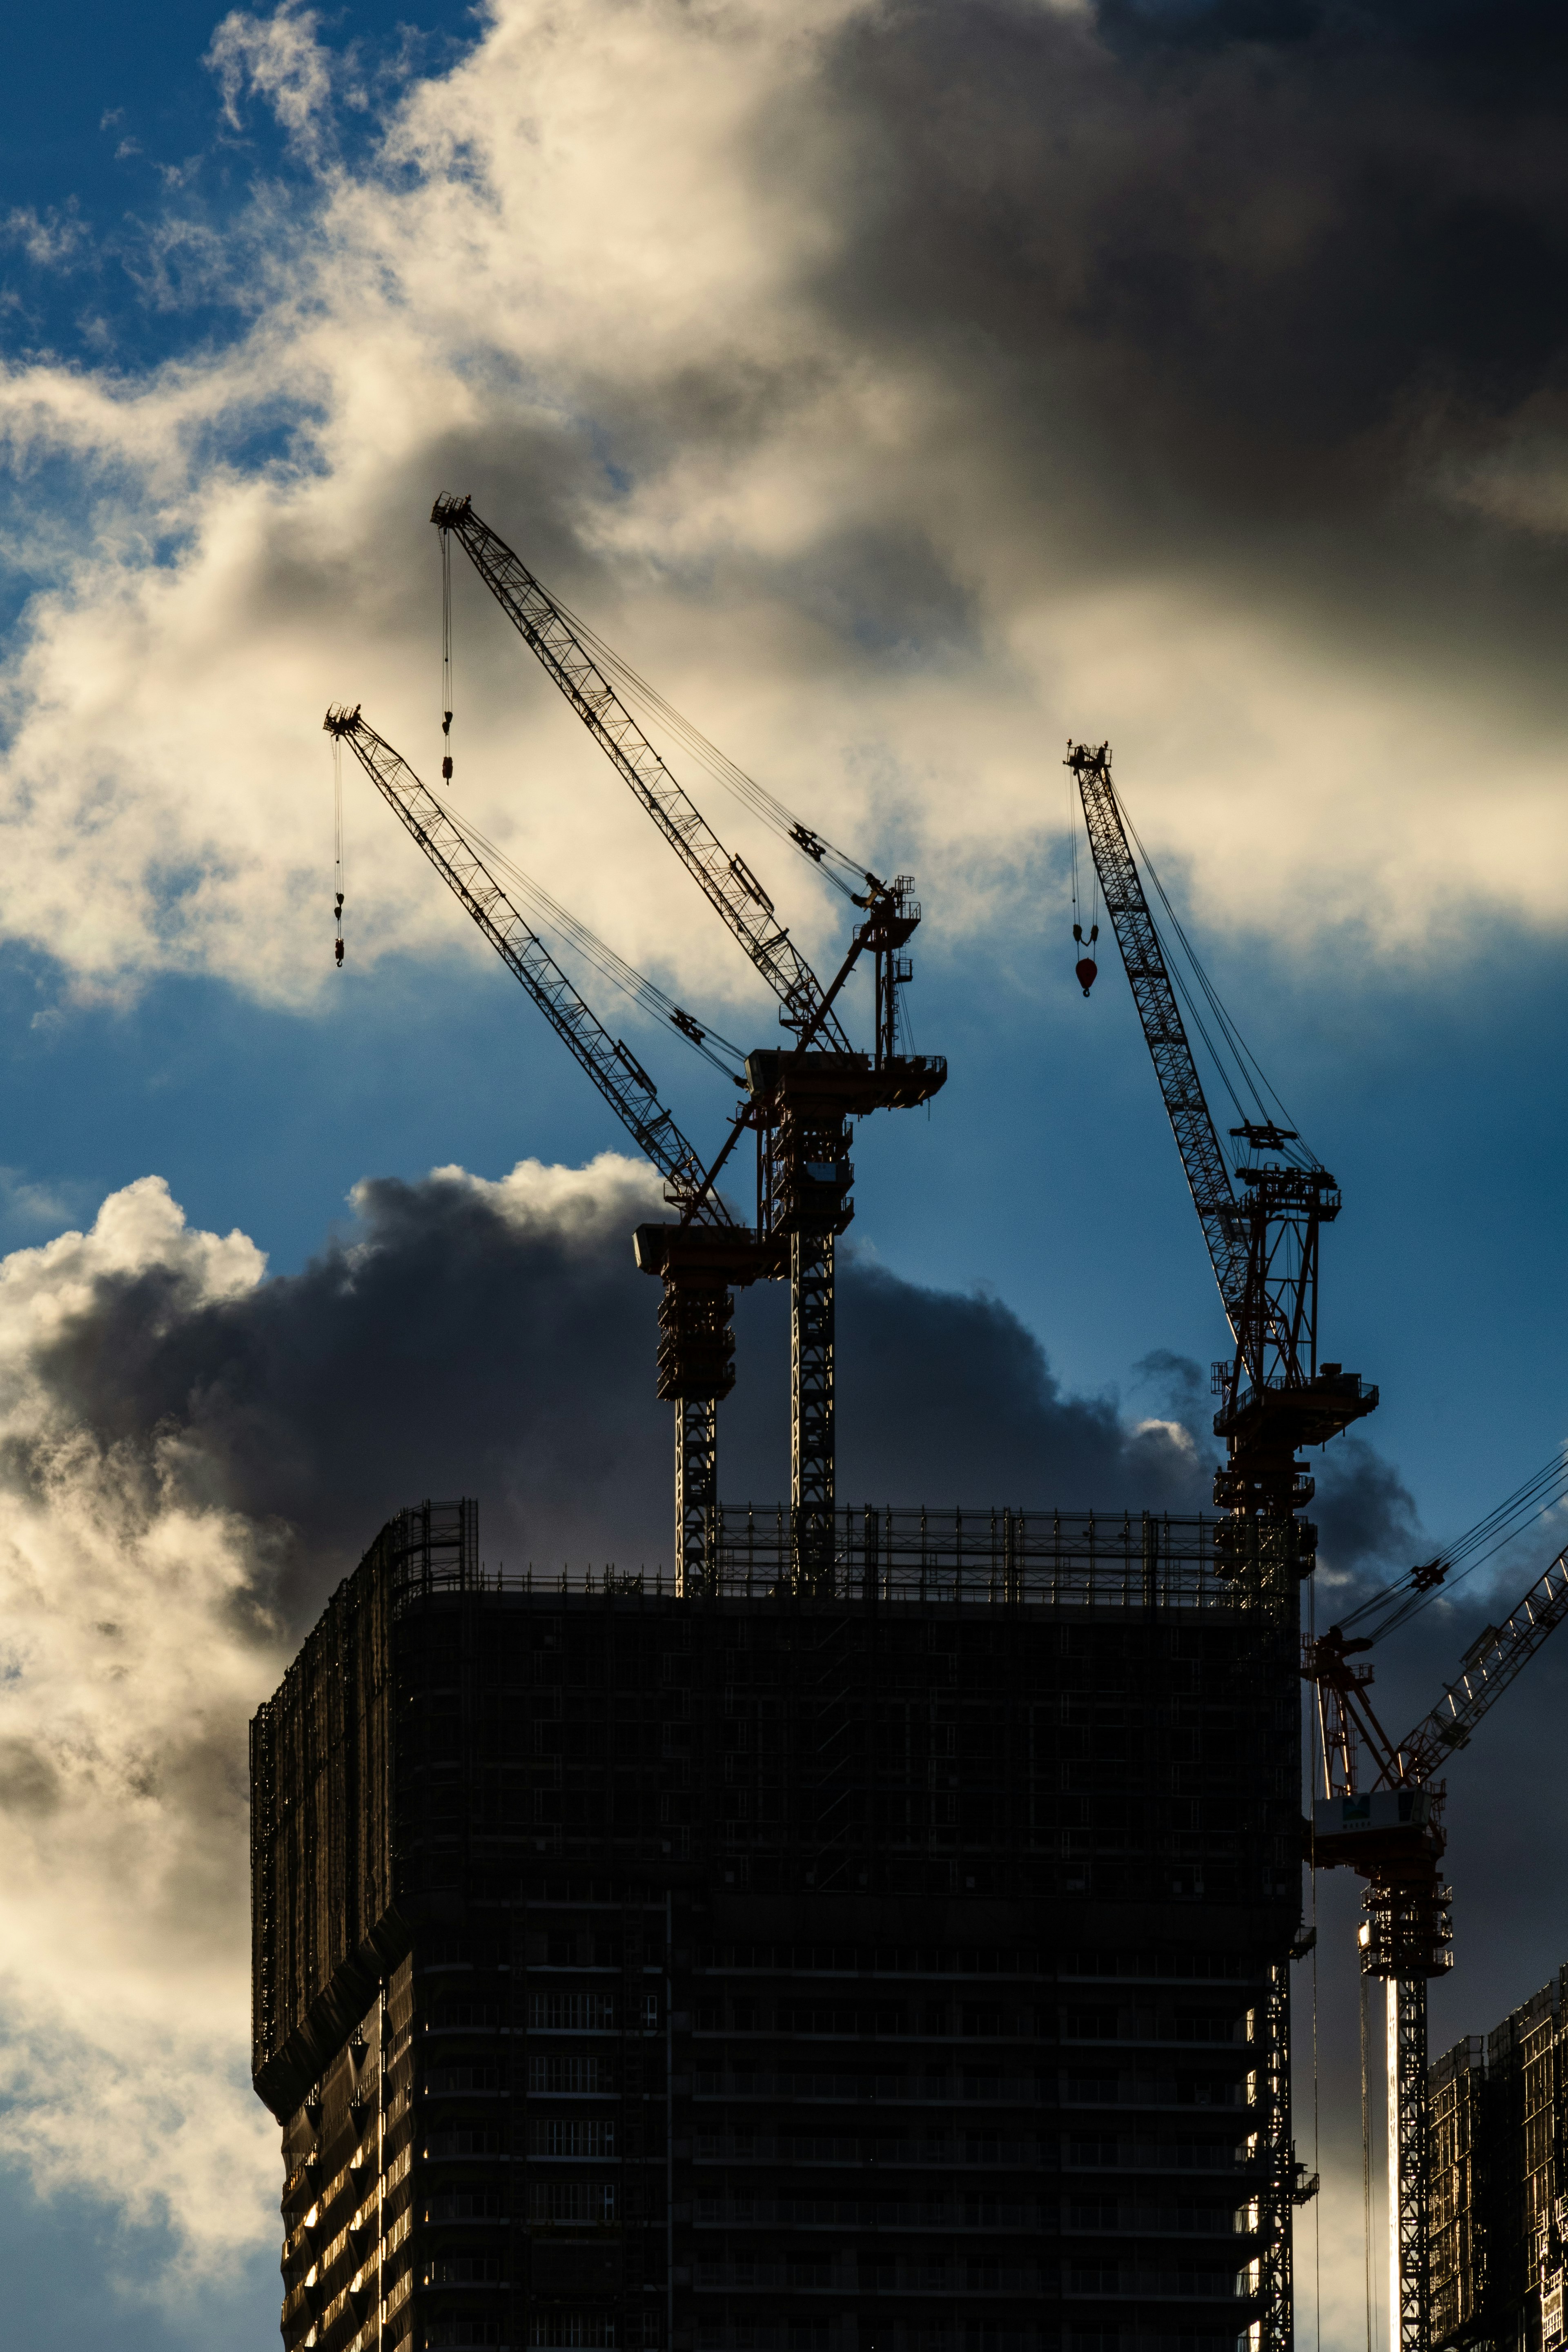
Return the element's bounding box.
[1067,739,1378,2349]
[431,494,946,1581]
[1309,1540,1568,2352]
[1068,742,1378,1549]
[324,703,775,1590]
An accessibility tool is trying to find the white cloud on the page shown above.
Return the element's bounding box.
[0,1153,674,2277]
[0,0,1563,1035]
[206,0,332,149]
[2,203,90,269]
[0,1181,280,2268]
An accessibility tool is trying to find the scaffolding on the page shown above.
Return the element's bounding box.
[252,1499,1305,2352]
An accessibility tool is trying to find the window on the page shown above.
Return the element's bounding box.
[423,2256,504,2284]
[425,2189,504,2220]
[424,2129,508,2158]
[529,2183,617,2225]
[424,2065,502,2095]
[530,2320,617,2349]
[531,1994,617,2032]
[530,2057,614,2095]
[530,2120,617,2158]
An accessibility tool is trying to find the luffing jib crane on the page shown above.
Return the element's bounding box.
[432,494,946,1581]
[1068,739,1377,2348]
[1310,1541,1568,2352]
[1068,742,1378,1544]
[324,703,774,1587]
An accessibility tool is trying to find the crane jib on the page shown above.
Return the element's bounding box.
[1395,1543,1568,1785]
[432,497,852,1053]
[1069,746,1248,1323]
[327,708,733,1226]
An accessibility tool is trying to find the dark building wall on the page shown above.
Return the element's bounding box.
[251,1502,1303,2352]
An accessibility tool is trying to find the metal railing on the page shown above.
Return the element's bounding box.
[385,1503,1309,1610]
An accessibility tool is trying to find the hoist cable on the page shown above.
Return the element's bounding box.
[548,589,873,901]
[1309,1567,1323,2352]
[333,734,345,967]
[435,791,748,1085]
[441,530,455,782]
[1115,793,1314,1165]
[1361,1978,1375,2352]
[1335,1446,1568,1645]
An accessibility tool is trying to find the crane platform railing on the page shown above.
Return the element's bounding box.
[389,1506,1309,1610]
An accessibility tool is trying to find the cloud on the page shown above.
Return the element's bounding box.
[1,204,91,271]
[1312,1434,1424,1597]
[0,1148,1223,2272]
[206,1,333,150]
[1,0,1568,1050]
[0,1151,1535,2343]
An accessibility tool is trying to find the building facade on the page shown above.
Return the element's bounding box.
[250,1500,1307,2352]
[1432,1966,1568,2352]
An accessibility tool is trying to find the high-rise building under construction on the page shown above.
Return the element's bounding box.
[1430,1962,1568,2350]
[250,1499,1307,2352]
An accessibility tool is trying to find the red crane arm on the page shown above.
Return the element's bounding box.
[431,496,851,1051]
[324,704,735,1226]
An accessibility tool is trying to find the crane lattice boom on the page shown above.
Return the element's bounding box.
[1391,1541,1568,1786]
[431,496,850,1051]
[324,704,731,1224]
[1068,743,1247,1323]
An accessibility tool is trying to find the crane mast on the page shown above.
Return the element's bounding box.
[1310,1541,1568,2352]
[433,497,945,1581]
[325,703,773,1589]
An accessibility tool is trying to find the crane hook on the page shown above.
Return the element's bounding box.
[1073,920,1099,998]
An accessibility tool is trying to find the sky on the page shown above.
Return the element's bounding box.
[1,0,1567,2343]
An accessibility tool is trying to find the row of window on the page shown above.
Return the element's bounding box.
[696,2004,1013,2038]
[530,1996,659,2033]
[696,1947,1035,1976]
[691,2199,1037,2230]
[694,2261,1040,2294]
[693,2072,1035,2103]
[695,2144,1031,2176]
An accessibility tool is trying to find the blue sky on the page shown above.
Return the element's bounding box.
[2,2,1568,2345]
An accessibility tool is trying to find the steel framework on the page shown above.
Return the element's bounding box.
[1069,741,1378,1541]
[253,1493,1301,2352]
[429,497,848,1045]
[1309,1539,1568,2351]
[432,499,945,1563]
[324,705,771,1590]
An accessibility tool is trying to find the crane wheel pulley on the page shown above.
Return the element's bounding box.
[1073,919,1098,997]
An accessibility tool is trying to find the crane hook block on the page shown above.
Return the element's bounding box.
[335,936,344,967]
[1075,957,1098,997]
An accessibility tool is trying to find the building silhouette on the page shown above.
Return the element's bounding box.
[1432,1963,1568,2350]
[250,1499,1304,2352]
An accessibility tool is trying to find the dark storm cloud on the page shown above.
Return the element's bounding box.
[1313,1434,1424,1587]
[21,1164,1216,1634]
[782,0,1568,682]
